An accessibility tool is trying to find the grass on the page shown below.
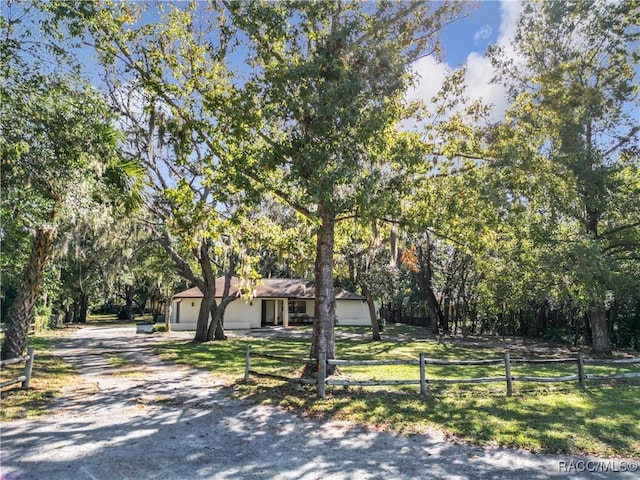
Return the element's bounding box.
[106,353,148,378]
[152,325,640,458]
[1,330,76,420]
[1,322,638,457]
[86,313,154,327]
[0,313,155,419]
[107,354,136,367]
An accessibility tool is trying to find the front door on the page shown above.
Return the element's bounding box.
[262,300,276,325]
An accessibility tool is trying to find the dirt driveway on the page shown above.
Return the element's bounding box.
[0,326,635,479]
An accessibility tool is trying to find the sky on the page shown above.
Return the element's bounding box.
[441,1,505,67]
[63,0,522,123]
[410,0,524,122]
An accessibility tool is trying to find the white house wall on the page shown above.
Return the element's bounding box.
[171,298,261,330]
[303,300,313,316]
[170,297,373,330]
[225,300,262,329]
[335,299,373,326]
[170,299,200,331]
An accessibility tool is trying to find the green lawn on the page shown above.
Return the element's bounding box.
[152,326,640,458]
[1,332,76,420]
[2,323,638,457]
[0,314,145,419]
[86,313,155,326]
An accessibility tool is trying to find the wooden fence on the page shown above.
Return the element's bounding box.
[244,346,640,398]
[243,346,318,386]
[0,347,36,390]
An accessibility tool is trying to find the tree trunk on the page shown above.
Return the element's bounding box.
[408,237,445,334]
[360,280,381,341]
[423,286,444,334]
[206,267,236,341]
[206,307,228,341]
[118,287,134,321]
[411,263,444,334]
[307,206,337,376]
[73,301,80,323]
[78,293,89,323]
[214,318,226,340]
[1,227,55,360]
[124,287,134,321]
[139,298,148,316]
[64,305,74,324]
[589,302,612,355]
[207,308,219,341]
[193,240,216,342]
[164,300,172,332]
[193,291,214,342]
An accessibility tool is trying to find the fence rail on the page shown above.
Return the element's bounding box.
[243,346,640,398]
[243,346,317,385]
[0,348,35,390]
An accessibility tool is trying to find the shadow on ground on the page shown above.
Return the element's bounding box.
[1,327,635,480]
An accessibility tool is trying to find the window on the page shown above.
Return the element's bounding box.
[288,300,306,314]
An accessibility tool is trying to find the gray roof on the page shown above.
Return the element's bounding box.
[172,278,365,300]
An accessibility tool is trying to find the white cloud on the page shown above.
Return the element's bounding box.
[402,56,451,131]
[497,0,524,47]
[474,24,493,43]
[495,0,524,62]
[464,52,509,122]
[406,0,524,124]
[406,55,451,104]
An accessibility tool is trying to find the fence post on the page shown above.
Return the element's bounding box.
[318,352,326,399]
[244,346,252,382]
[577,352,585,388]
[419,353,427,397]
[504,351,513,396]
[22,348,35,389]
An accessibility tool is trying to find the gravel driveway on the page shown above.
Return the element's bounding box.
[0,326,635,479]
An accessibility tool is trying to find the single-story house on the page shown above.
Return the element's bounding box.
[170,277,373,330]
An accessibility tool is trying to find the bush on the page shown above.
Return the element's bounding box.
[151,324,167,333]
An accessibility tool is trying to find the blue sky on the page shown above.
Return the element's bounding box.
[441,1,504,67]
[408,1,523,122]
[70,1,519,122]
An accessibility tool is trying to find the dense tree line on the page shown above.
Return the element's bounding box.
[1,1,638,361]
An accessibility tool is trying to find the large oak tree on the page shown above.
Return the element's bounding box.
[1,2,122,358]
[489,0,640,354]
[225,0,464,371]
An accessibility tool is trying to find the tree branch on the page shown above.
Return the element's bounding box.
[150,226,203,291]
[600,222,640,238]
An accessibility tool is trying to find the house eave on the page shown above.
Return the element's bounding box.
[171,278,365,301]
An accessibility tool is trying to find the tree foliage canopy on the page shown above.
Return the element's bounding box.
[2,0,639,359]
